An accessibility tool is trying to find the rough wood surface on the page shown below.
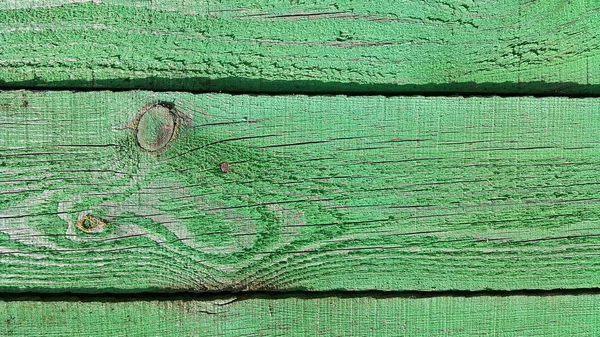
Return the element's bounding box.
[2,90,600,292]
[0,1,599,94]
[3,293,600,336]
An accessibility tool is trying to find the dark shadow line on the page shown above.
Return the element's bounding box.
[4,288,600,303]
[2,77,600,98]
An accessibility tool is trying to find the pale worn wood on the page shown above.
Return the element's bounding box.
[0,1,599,94]
[3,293,600,336]
[2,90,600,292]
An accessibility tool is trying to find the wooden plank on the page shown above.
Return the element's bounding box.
[2,90,600,292]
[3,293,600,336]
[0,1,599,94]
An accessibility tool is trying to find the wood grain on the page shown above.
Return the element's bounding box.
[0,1,599,94]
[2,90,600,292]
[3,293,600,336]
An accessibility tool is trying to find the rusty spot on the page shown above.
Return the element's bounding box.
[76,215,107,233]
[220,162,230,173]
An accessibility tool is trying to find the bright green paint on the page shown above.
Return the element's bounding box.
[0,1,598,94]
[2,293,600,336]
[3,1,600,332]
[2,90,600,292]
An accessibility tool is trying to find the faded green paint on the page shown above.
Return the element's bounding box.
[0,1,598,94]
[3,0,600,333]
[2,293,600,336]
[2,90,600,292]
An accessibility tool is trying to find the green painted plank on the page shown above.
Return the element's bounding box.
[2,293,600,336]
[0,1,599,94]
[2,90,600,292]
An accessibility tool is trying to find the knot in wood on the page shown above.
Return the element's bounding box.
[133,103,176,152]
[75,215,107,233]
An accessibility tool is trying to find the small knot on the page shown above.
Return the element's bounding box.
[76,215,107,233]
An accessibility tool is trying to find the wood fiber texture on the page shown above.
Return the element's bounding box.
[0,0,599,94]
[2,293,600,337]
[2,90,600,292]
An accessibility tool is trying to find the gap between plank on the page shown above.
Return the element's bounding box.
[2,80,600,98]
[5,289,600,302]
